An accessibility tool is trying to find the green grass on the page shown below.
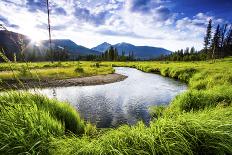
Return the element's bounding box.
[0,61,114,81]
[0,92,95,154]
[50,106,232,155]
[1,57,232,154]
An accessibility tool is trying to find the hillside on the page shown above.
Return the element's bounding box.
[41,39,100,55]
[0,30,30,54]
[0,30,100,57]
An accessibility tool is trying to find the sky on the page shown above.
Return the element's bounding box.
[0,0,231,51]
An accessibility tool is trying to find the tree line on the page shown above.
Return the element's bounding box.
[156,19,232,61]
[69,46,135,61]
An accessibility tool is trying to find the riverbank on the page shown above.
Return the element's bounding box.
[0,61,118,90]
[1,58,232,154]
[0,73,127,90]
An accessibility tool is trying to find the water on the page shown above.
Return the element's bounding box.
[33,67,187,128]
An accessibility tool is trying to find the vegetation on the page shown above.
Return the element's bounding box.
[50,106,232,155]
[156,19,232,61]
[0,61,114,83]
[75,46,135,61]
[0,92,96,154]
[0,57,232,154]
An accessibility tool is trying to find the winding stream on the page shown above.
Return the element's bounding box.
[34,67,187,128]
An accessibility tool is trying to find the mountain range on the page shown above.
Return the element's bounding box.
[92,42,171,59]
[41,39,100,55]
[0,30,171,59]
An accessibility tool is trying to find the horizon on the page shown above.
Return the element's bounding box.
[0,0,231,51]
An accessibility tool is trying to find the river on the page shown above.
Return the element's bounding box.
[33,67,187,128]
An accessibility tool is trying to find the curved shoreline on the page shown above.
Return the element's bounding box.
[0,73,128,90]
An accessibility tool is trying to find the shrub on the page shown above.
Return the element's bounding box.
[95,62,100,68]
[75,67,84,73]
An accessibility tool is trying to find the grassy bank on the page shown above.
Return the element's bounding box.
[0,61,114,90]
[0,61,114,81]
[0,57,232,154]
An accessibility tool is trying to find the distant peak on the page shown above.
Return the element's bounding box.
[101,42,111,45]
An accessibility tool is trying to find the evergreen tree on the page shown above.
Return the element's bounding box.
[204,19,212,58]
[211,25,221,59]
[190,47,195,54]
[131,51,134,60]
[220,24,228,57]
[225,26,232,56]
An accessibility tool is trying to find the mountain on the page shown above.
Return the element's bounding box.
[92,42,111,53]
[0,30,30,54]
[0,30,100,56]
[92,42,171,59]
[41,39,100,55]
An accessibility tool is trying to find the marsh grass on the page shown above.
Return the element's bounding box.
[0,92,93,154]
[49,106,232,155]
[148,105,166,119]
[0,57,232,154]
[0,61,114,83]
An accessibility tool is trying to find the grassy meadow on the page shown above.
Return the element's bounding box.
[0,57,232,154]
[0,61,114,90]
[0,61,114,81]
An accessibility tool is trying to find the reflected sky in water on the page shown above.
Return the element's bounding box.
[34,67,187,128]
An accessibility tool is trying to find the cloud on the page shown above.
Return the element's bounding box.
[129,0,155,13]
[176,12,225,37]
[74,6,110,26]
[154,6,171,21]
[26,0,47,12]
[53,7,67,16]
[0,15,19,28]
[97,29,163,39]
[126,0,175,27]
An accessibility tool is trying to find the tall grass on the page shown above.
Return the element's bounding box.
[0,92,90,154]
[168,85,232,113]
[50,106,232,155]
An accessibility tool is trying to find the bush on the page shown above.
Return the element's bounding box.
[75,67,84,73]
[95,62,100,68]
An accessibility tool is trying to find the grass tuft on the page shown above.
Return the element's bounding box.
[0,92,88,154]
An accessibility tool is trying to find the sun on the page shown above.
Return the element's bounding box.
[27,27,47,47]
[30,31,43,46]
[30,38,41,46]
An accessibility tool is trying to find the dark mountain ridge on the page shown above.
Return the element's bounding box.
[0,30,100,56]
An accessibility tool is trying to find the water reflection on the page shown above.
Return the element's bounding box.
[34,67,187,128]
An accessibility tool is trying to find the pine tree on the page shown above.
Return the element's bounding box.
[211,25,221,59]
[131,51,134,60]
[225,25,232,56]
[190,47,195,54]
[220,24,228,57]
[204,19,212,58]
